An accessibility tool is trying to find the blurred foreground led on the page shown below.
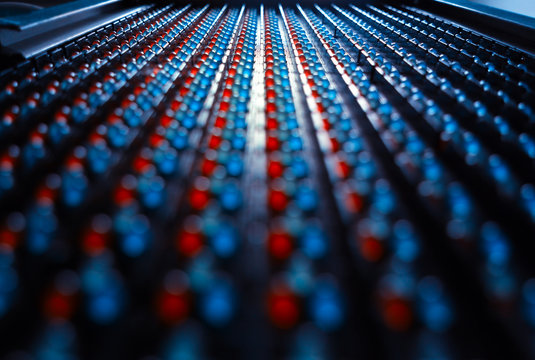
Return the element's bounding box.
[0,1,535,359]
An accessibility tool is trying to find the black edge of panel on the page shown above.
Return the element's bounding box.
[413,0,535,53]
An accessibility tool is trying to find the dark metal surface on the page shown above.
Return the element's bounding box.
[419,0,535,53]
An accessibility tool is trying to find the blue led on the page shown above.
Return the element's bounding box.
[417,277,453,332]
[210,223,238,258]
[288,134,303,151]
[169,128,189,150]
[355,153,376,180]
[179,112,197,130]
[289,326,327,360]
[154,146,178,176]
[81,258,111,294]
[295,185,318,212]
[0,255,17,316]
[118,214,151,257]
[81,256,125,324]
[392,220,420,263]
[231,133,246,150]
[34,322,77,360]
[290,157,308,178]
[163,324,203,360]
[48,121,70,145]
[309,279,344,331]
[189,98,203,113]
[300,225,327,259]
[87,287,123,324]
[107,122,129,148]
[22,141,46,170]
[124,106,142,127]
[87,142,111,174]
[226,153,243,177]
[62,170,88,207]
[199,277,235,327]
[138,175,165,209]
[26,204,57,254]
[373,180,395,214]
[219,182,242,212]
[88,91,104,109]
[0,168,14,194]
[481,222,510,266]
[188,252,215,292]
[234,115,246,129]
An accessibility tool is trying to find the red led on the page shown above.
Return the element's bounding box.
[36,185,56,202]
[214,116,226,128]
[266,136,279,152]
[83,230,107,255]
[337,160,351,179]
[44,290,74,320]
[157,290,190,324]
[114,185,134,206]
[30,130,44,144]
[2,110,16,126]
[144,75,155,85]
[266,117,278,130]
[176,228,203,257]
[223,88,233,98]
[266,89,276,99]
[201,157,218,176]
[65,155,83,170]
[268,289,299,329]
[0,153,15,167]
[382,297,412,331]
[0,228,18,249]
[189,186,210,211]
[268,230,293,260]
[5,81,17,95]
[330,137,340,152]
[268,160,284,178]
[133,84,145,97]
[150,133,164,147]
[208,134,222,149]
[89,131,104,143]
[359,235,384,262]
[346,191,364,213]
[107,113,121,125]
[219,101,230,112]
[120,97,132,109]
[161,114,174,127]
[266,102,277,113]
[268,188,288,212]
[322,118,331,130]
[133,154,151,173]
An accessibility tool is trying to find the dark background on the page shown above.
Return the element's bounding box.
[1,0,534,18]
